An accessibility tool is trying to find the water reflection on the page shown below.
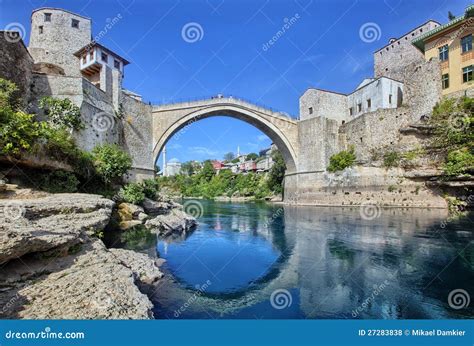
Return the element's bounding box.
[149,201,473,319]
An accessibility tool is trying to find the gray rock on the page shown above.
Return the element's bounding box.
[145,208,197,237]
[0,240,154,319]
[137,212,149,221]
[110,248,163,285]
[0,194,114,265]
[141,197,173,216]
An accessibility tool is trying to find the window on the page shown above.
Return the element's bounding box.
[101,52,108,63]
[389,94,392,104]
[71,19,79,28]
[82,55,86,64]
[442,74,449,89]
[462,65,473,83]
[438,44,449,61]
[357,103,362,112]
[349,107,353,116]
[39,26,43,34]
[44,13,51,22]
[89,50,94,60]
[461,34,472,53]
[114,59,120,69]
[367,99,371,108]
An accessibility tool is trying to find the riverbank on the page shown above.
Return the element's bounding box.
[0,184,196,319]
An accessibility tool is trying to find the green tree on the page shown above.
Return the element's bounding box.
[39,96,83,131]
[246,153,258,161]
[199,160,215,181]
[267,150,286,194]
[181,161,196,175]
[223,152,235,161]
[92,144,132,184]
[327,146,356,172]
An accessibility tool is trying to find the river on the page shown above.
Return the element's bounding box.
[112,200,474,319]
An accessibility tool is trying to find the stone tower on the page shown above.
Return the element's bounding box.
[28,8,92,77]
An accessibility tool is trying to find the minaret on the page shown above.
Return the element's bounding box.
[162,146,167,177]
[237,145,240,157]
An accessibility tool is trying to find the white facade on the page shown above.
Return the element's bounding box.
[78,45,125,75]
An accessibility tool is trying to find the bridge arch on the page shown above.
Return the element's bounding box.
[152,99,298,173]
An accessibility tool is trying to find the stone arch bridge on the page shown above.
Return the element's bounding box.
[151,97,299,173]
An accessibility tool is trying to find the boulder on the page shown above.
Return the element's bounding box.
[0,240,155,319]
[145,208,197,237]
[141,197,173,216]
[119,220,143,231]
[117,202,145,221]
[110,248,163,285]
[0,194,114,265]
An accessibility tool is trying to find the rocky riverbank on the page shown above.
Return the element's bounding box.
[0,187,196,319]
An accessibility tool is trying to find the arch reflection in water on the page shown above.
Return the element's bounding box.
[152,200,474,319]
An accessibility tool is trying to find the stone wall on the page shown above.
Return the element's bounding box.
[374,21,440,80]
[0,35,34,107]
[339,58,442,161]
[299,88,347,123]
[28,8,91,77]
[121,94,155,181]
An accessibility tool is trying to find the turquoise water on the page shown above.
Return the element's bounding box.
[148,201,473,319]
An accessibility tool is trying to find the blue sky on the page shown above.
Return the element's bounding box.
[1,0,471,166]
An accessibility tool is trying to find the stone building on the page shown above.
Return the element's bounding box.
[412,5,474,96]
[374,20,440,80]
[300,76,404,124]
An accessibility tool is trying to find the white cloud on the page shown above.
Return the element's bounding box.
[188,146,220,157]
[257,134,269,142]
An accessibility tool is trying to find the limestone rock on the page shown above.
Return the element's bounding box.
[118,202,144,221]
[0,240,154,319]
[145,208,196,237]
[0,194,114,265]
[141,197,173,216]
[110,248,163,285]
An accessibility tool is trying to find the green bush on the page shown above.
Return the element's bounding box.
[443,148,474,176]
[0,110,41,156]
[40,170,80,193]
[267,150,286,194]
[39,96,83,131]
[383,151,400,168]
[92,144,132,184]
[141,178,160,199]
[120,183,145,204]
[327,146,356,172]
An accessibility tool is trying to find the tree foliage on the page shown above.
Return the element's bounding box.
[91,144,132,184]
[327,146,356,172]
[39,96,83,131]
[267,150,286,194]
